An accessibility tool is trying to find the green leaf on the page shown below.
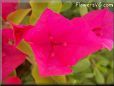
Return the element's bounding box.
[110,61,114,69]
[79,6,88,16]
[61,3,72,12]
[84,73,94,78]
[97,59,109,66]
[18,1,30,9]
[67,77,77,85]
[48,0,62,13]
[95,55,109,65]
[32,64,55,84]
[17,40,34,57]
[29,1,47,24]
[73,58,91,73]
[17,40,35,63]
[107,72,114,84]
[7,9,31,24]
[21,16,30,25]
[69,72,94,81]
[81,80,95,85]
[97,65,108,74]
[16,60,35,84]
[51,76,67,84]
[94,67,105,84]
[106,0,114,3]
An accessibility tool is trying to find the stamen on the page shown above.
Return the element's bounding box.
[92,27,103,36]
[51,52,55,57]
[50,36,54,40]
[63,42,68,47]
[8,40,14,45]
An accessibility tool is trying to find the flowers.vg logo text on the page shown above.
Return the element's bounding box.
[75,2,113,8]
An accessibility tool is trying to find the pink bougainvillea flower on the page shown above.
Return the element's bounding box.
[3,76,21,84]
[22,8,101,76]
[2,0,18,20]
[1,29,26,79]
[71,17,102,59]
[12,24,33,46]
[82,8,114,50]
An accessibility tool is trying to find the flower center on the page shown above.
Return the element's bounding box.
[8,40,14,45]
[51,52,55,57]
[49,36,68,57]
[63,42,68,47]
[49,36,68,47]
[92,27,103,37]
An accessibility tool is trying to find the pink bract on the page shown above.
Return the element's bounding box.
[71,17,102,60]
[2,0,18,20]
[12,24,33,46]
[82,8,113,50]
[3,76,21,84]
[24,8,101,76]
[1,29,26,79]
[12,8,113,76]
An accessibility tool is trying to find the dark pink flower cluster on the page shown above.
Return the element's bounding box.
[1,5,113,84]
[1,29,25,84]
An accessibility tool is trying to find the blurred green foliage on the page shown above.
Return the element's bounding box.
[68,49,114,85]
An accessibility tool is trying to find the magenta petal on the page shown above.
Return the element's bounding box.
[35,8,72,37]
[2,1,17,20]
[24,9,75,76]
[2,29,26,79]
[30,44,72,76]
[83,8,114,50]
[3,76,21,84]
[12,24,33,46]
[1,29,14,44]
[24,8,102,76]
[70,18,102,63]
[102,39,113,51]
[2,44,26,79]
